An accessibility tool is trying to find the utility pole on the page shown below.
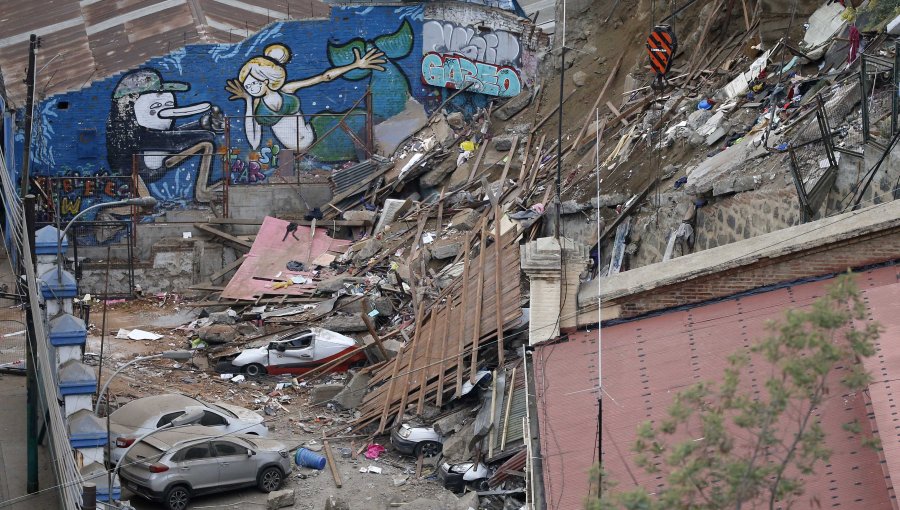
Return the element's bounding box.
[23,194,39,493]
[19,34,39,197]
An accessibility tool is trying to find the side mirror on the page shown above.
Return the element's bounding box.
[247,449,255,456]
[275,343,286,352]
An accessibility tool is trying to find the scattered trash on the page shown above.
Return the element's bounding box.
[364,444,386,460]
[116,329,163,341]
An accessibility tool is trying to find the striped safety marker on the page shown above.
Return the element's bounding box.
[646,25,678,77]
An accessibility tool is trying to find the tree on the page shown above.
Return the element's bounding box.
[592,274,881,510]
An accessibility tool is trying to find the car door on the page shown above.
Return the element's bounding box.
[212,440,256,486]
[270,334,314,368]
[171,442,219,490]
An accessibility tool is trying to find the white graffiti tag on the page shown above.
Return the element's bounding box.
[423,20,521,66]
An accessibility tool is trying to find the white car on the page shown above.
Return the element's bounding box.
[216,327,366,376]
[108,393,267,464]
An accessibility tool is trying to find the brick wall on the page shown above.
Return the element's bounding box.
[607,226,900,320]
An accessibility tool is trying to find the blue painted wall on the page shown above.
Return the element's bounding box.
[20,5,432,227]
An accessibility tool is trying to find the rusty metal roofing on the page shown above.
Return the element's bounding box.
[534,265,900,510]
[0,0,330,107]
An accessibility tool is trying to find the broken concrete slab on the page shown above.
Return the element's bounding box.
[371,296,394,316]
[420,157,458,188]
[456,492,479,510]
[197,324,236,344]
[311,383,346,404]
[686,134,768,194]
[351,238,383,265]
[449,208,480,231]
[334,371,372,409]
[430,238,462,259]
[712,175,761,196]
[493,90,533,121]
[208,310,237,325]
[266,489,295,510]
[441,419,477,463]
[433,407,472,436]
[321,314,368,333]
[686,109,714,131]
[342,210,377,223]
[493,135,516,151]
[374,97,429,156]
[800,2,848,60]
[593,193,629,208]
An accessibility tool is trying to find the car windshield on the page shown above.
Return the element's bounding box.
[207,403,238,418]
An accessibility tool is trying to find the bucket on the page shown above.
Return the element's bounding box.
[295,447,327,470]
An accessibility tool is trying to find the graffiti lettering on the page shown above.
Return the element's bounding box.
[423,21,521,66]
[422,52,521,97]
[60,197,82,216]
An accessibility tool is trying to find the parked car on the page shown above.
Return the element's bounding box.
[438,461,491,492]
[215,327,366,376]
[391,423,444,457]
[118,425,292,510]
[109,393,267,464]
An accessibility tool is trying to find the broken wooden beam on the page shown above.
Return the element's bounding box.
[193,223,252,251]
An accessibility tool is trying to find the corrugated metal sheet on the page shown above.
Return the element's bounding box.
[534,265,900,510]
[0,0,329,107]
[330,159,378,196]
[489,447,526,487]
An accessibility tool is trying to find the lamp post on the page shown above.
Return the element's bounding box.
[95,350,193,415]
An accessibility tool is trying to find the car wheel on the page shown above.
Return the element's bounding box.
[257,466,283,492]
[414,440,442,458]
[163,485,191,510]
[244,363,267,377]
[469,478,490,492]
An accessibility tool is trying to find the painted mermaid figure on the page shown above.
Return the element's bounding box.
[225,43,386,151]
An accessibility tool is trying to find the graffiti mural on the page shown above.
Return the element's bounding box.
[423,21,521,66]
[422,52,522,97]
[107,69,225,203]
[18,5,428,235]
[421,19,525,97]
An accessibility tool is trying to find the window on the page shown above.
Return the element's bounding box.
[212,441,242,457]
[174,444,210,461]
[289,335,313,348]
[157,411,185,428]
[200,411,227,426]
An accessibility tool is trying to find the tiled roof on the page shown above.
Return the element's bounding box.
[534,264,900,509]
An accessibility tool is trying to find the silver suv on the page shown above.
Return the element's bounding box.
[118,426,292,510]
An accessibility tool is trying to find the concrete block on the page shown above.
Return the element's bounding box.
[321,314,368,333]
[351,238,382,265]
[342,210,377,223]
[493,90,533,121]
[267,489,295,510]
[430,238,462,259]
[324,495,350,510]
[446,112,465,129]
[198,324,237,344]
[334,372,372,409]
[449,208,479,231]
[310,383,346,404]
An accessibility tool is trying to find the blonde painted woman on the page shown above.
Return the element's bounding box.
[225,43,386,151]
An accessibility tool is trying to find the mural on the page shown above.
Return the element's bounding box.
[421,20,524,97]
[18,5,428,236]
[107,69,225,203]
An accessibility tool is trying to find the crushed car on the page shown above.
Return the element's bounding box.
[438,461,491,492]
[108,393,267,464]
[118,425,292,510]
[215,327,366,376]
[391,423,444,457]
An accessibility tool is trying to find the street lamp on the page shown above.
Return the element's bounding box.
[95,350,193,415]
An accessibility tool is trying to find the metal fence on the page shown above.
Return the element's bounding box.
[860,43,900,150]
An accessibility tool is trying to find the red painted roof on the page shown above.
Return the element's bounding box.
[534,265,900,510]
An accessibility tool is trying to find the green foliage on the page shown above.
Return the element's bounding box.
[590,274,881,510]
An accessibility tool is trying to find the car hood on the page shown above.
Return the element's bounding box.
[232,347,267,367]
[214,402,265,424]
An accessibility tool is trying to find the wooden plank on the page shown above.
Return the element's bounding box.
[497,135,519,195]
[193,223,252,250]
[606,101,627,126]
[360,298,389,361]
[484,178,506,369]
[454,231,473,398]
[469,224,489,384]
[415,308,437,415]
[322,432,343,488]
[500,366,517,451]
[466,141,489,185]
[377,337,408,434]
[433,304,450,408]
[392,302,427,429]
